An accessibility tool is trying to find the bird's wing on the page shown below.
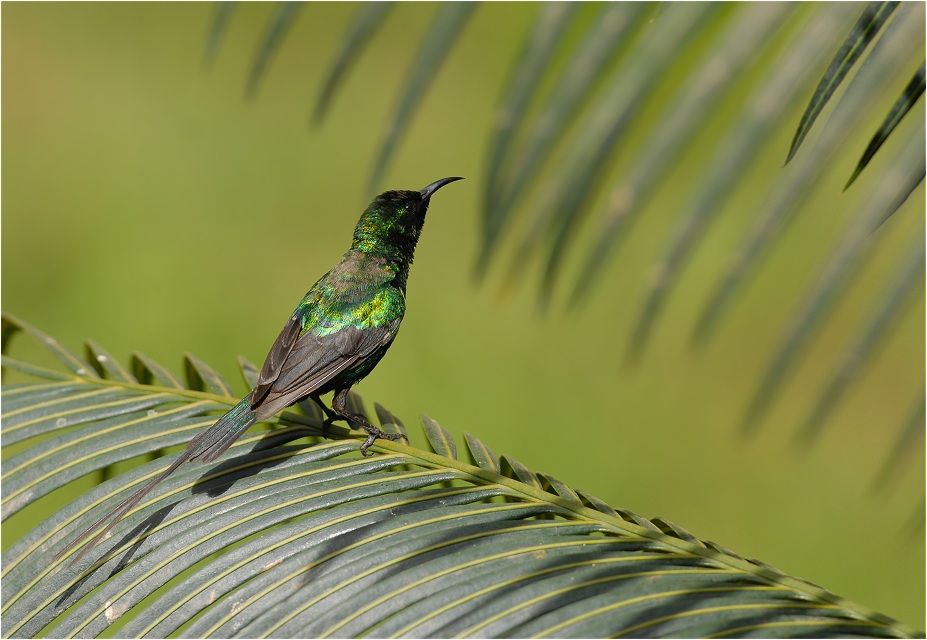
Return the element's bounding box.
[251,312,303,405]
[251,318,400,417]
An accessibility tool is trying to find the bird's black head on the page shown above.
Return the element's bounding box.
[351,177,463,261]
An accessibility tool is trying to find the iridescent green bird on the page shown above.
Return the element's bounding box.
[59,176,462,561]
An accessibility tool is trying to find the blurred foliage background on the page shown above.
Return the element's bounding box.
[2,1,923,630]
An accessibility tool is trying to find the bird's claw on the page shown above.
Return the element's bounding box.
[359,425,408,456]
[319,405,407,455]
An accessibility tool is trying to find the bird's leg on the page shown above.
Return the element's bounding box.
[330,387,408,456]
[309,393,341,439]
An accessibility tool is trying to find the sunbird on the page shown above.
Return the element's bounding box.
[58,176,463,562]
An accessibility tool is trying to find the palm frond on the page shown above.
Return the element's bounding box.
[742,124,924,432]
[479,3,652,282]
[568,2,791,307]
[796,228,925,444]
[786,1,900,163]
[478,1,580,274]
[518,3,722,311]
[202,1,236,70]
[691,3,923,346]
[872,393,927,494]
[3,316,921,638]
[312,2,394,125]
[846,61,926,189]
[245,2,303,100]
[619,5,846,363]
[366,2,476,193]
[221,3,923,483]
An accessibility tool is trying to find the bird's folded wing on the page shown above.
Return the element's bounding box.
[252,320,398,418]
[251,312,303,405]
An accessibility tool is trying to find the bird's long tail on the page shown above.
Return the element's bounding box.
[187,397,256,463]
[55,398,256,564]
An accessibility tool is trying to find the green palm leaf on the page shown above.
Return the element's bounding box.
[245,3,303,100]
[845,61,926,189]
[690,3,923,347]
[311,2,395,125]
[786,1,900,163]
[3,316,920,638]
[523,2,721,310]
[478,0,580,273]
[873,393,927,494]
[219,3,924,486]
[478,3,650,281]
[618,5,847,363]
[366,2,476,193]
[742,125,925,432]
[796,228,925,444]
[202,1,235,70]
[567,2,791,308]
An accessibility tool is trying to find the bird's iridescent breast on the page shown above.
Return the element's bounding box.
[297,253,406,338]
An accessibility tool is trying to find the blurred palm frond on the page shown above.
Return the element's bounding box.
[213,1,924,491]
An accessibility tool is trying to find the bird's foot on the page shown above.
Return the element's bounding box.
[360,424,408,456]
[326,390,408,455]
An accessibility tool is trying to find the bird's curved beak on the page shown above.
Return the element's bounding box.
[420,176,464,200]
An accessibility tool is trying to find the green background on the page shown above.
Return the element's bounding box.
[3,2,924,630]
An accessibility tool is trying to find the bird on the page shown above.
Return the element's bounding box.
[57,176,463,563]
